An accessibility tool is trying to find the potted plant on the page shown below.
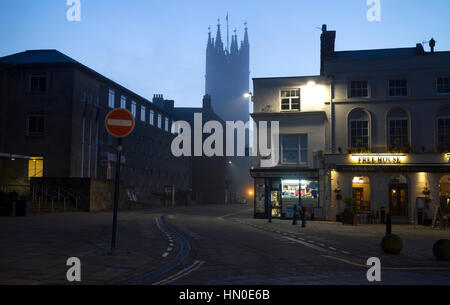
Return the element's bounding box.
[342,197,358,225]
[422,186,431,196]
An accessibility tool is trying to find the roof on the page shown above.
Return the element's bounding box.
[330,47,450,61]
[0,50,78,65]
[0,49,176,118]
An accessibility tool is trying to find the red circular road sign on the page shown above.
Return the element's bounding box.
[105,108,135,138]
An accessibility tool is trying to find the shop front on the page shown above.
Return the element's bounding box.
[251,168,321,220]
[325,153,450,223]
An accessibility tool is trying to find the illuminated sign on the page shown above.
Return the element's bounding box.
[351,154,407,165]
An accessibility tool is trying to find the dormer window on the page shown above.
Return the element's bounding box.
[280,89,300,111]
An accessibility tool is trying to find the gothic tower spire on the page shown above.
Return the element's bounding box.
[215,19,224,54]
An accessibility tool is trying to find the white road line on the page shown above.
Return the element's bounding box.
[342,251,351,255]
[167,247,173,251]
[328,247,336,251]
[162,252,169,258]
[153,260,205,285]
[217,208,253,220]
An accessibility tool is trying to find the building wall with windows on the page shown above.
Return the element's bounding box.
[0,50,190,206]
[321,26,450,223]
[250,76,330,219]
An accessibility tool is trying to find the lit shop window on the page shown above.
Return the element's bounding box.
[28,157,44,179]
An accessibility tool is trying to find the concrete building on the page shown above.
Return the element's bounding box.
[172,95,228,204]
[251,25,450,224]
[0,50,190,210]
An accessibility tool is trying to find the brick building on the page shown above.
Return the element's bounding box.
[0,50,190,208]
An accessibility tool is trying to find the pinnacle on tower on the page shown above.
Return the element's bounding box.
[215,19,224,54]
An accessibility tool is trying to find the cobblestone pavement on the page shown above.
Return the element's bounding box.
[1,204,449,285]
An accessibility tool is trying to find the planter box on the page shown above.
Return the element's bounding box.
[342,212,358,225]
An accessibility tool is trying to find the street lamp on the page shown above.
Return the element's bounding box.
[243,92,253,102]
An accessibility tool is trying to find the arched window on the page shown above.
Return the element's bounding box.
[348,109,370,149]
[387,108,409,151]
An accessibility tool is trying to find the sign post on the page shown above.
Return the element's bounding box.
[105,108,135,255]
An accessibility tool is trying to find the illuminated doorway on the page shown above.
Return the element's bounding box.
[439,175,450,214]
[28,157,44,179]
[389,175,408,217]
[352,176,370,211]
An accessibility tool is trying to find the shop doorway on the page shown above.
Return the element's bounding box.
[352,176,371,211]
[389,175,408,217]
[439,175,450,214]
[270,179,282,218]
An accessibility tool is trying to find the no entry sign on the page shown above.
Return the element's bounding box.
[105,108,135,138]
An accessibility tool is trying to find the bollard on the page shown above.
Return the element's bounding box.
[386,213,392,235]
[301,206,306,228]
[268,202,272,223]
[292,204,298,225]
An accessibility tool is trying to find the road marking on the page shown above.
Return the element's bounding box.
[162,252,169,258]
[217,208,253,220]
[319,243,325,247]
[328,247,337,251]
[152,260,205,285]
[167,247,173,251]
[342,250,351,255]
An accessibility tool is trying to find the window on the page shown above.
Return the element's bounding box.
[350,81,368,98]
[131,101,137,117]
[438,118,450,146]
[150,110,155,125]
[280,135,308,165]
[120,96,127,109]
[30,76,47,93]
[28,157,44,179]
[437,77,450,95]
[27,115,44,137]
[108,89,115,108]
[158,114,162,129]
[389,79,408,97]
[388,119,409,146]
[350,120,369,148]
[280,89,300,111]
[165,117,169,132]
[141,105,146,122]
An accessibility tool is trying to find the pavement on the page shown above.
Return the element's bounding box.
[1,204,450,285]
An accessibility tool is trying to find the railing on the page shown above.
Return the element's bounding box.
[0,184,30,196]
[29,180,84,214]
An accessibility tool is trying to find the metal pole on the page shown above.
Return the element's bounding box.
[111,137,123,255]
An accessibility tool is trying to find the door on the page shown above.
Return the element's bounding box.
[352,188,364,211]
[389,184,408,217]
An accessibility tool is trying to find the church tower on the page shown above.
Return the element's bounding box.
[205,19,250,123]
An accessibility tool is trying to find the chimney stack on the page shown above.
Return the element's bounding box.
[320,24,336,76]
